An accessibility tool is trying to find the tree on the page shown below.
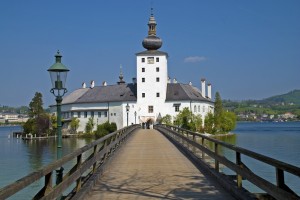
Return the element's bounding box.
[193,114,203,133]
[95,121,118,138]
[214,92,223,131]
[204,112,215,134]
[161,114,172,125]
[29,92,44,118]
[174,107,194,129]
[23,92,49,136]
[220,111,237,133]
[70,117,80,134]
[85,117,95,134]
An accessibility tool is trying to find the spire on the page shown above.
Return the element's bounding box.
[148,8,157,36]
[118,65,125,85]
[142,9,163,51]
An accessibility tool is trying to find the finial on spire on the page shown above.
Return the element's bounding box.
[118,64,125,85]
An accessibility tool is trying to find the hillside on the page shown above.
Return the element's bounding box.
[260,90,300,105]
[223,89,300,121]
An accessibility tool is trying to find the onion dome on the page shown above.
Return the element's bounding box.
[142,11,163,50]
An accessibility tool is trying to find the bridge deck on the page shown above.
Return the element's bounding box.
[85,129,235,200]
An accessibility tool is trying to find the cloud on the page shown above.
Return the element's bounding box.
[184,56,207,63]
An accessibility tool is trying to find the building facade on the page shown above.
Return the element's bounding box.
[56,13,214,132]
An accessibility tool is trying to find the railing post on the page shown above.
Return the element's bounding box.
[93,145,97,173]
[236,152,242,188]
[214,143,219,172]
[201,137,205,159]
[276,168,285,189]
[44,171,53,195]
[192,134,196,153]
[76,154,82,192]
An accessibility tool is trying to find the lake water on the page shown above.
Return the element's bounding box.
[0,122,299,198]
[216,122,300,195]
[0,126,92,199]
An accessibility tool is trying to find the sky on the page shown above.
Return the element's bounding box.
[0,0,299,107]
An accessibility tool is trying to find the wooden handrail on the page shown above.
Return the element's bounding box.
[0,125,140,199]
[156,124,300,200]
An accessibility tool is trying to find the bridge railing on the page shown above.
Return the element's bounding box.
[156,124,300,200]
[0,125,140,200]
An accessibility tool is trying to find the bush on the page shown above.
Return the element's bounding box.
[94,121,117,139]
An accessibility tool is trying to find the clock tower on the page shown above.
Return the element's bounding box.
[136,11,168,125]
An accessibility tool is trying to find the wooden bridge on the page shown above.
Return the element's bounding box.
[0,125,299,200]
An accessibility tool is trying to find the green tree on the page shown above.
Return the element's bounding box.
[94,121,118,138]
[193,114,203,133]
[70,117,80,134]
[29,92,44,118]
[204,112,215,134]
[214,92,223,131]
[174,107,194,129]
[23,92,49,135]
[161,114,172,125]
[220,111,237,133]
[85,117,95,134]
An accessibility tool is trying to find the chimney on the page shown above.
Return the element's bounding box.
[173,78,177,83]
[207,83,212,99]
[82,82,86,88]
[168,77,171,83]
[132,77,137,84]
[201,78,206,97]
[189,81,192,86]
[90,80,95,89]
[102,81,107,86]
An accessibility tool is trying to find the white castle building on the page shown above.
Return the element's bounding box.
[57,13,214,132]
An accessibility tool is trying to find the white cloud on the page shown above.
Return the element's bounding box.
[184,56,207,63]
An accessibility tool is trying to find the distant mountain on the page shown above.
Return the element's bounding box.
[260,90,300,105]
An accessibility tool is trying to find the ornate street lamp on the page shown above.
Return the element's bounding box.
[47,50,69,185]
[134,111,137,124]
[126,103,130,126]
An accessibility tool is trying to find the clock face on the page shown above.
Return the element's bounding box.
[147,57,154,64]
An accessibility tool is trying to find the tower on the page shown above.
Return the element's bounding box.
[136,10,168,124]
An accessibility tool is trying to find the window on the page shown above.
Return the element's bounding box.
[114,113,116,116]
[104,111,108,117]
[91,111,94,118]
[111,113,113,116]
[142,68,145,72]
[98,112,101,118]
[198,106,200,112]
[194,106,197,112]
[142,93,145,98]
[202,106,205,112]
[77,112,81,118]
[156,77,160,82]
[148,106,154,113]
[71,112,74,118]
[84,112,87,118]
[142,58,145,62]
[174,105,180,112]
[142,78,145,82]
[156,57,159,62]
[147,57,154,64]
[156,93,160,97]
[156,67,159,72]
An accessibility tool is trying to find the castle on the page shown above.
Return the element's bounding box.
[57,13,214,131]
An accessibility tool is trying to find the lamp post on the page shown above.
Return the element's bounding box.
[126,103,130,126]
[134,111,137,124]
[48,50,69,186]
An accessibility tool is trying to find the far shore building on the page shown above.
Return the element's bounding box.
[52,13,214,132]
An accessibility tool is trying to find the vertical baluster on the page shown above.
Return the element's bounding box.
[201,137,205,159]
[276,168,285,189]
[76,154,82,192]
[44,171,53,195]
[215,143,219,172]
[192,134,196,153]
[236,152,242,188]
[93,145,97,173]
